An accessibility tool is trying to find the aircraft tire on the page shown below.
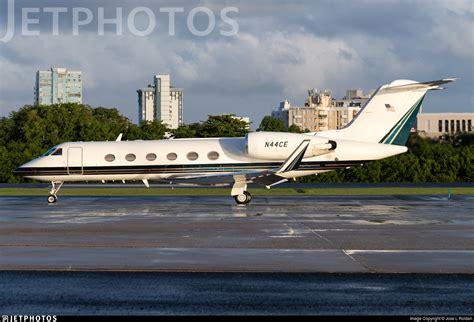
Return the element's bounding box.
[245,191,252,202]
[47,195,57,204]
[234,191,252,205]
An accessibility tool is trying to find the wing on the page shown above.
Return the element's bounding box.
[166,139,311,187]
[166,170,271,186]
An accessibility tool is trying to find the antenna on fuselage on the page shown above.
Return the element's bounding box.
[116,133,123,142]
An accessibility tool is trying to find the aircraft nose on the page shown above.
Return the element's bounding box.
[13,166,28,177]
[13,160,36,177]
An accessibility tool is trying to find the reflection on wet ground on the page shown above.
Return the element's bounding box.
[0,195,473,273]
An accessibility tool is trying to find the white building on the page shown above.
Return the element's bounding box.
[137,87,154,123]
[416,113,474,138]
[170,86,184,128]
[137,74,184,129]
[155,74,183,129]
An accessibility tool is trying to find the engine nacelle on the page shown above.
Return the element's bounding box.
[246,132,336,160]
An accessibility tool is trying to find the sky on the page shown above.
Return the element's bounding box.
[0,0,472,128]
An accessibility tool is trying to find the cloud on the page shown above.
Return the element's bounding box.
[0,0,472,126]
[426,3,474,60]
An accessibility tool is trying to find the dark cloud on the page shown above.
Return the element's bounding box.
[0,0,472,126]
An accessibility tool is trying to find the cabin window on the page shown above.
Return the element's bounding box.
[146,153,157,161]
[51,148,62,156]
[187,152,199,161]
[125,154,136,162]
[167,153,177,161]
[207,151,220,160]
[104,154,115,162]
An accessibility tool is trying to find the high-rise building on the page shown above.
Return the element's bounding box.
[137,74,183,129]
[137,87,155,124]
[35,67,82,105]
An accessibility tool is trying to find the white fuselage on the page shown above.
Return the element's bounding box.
[15,135,407,183]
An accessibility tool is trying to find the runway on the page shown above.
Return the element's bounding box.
[1,195,473,273]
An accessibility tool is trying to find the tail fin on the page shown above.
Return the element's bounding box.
[324,79,457,145]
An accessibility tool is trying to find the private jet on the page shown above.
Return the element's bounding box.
[14,78,456,204]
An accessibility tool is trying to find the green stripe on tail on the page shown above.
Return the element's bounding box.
[380,95,425,146]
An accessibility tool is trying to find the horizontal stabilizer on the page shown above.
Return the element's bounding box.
[383,78,458,92]
[419,78,459,86]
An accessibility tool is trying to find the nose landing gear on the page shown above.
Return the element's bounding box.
[47,195,57,204]
[48,181,63,204]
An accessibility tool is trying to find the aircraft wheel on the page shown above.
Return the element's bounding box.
[245,191,252,202]
[47,195,57,204]
[234,191,252,205]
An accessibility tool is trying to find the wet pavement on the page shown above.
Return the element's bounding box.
[1,271,473,315]
[0,195,473,273]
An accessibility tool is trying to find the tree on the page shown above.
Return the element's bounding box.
[172,124,199,138]
[139,120,168,140]
[172,115,250,138]
[257,116,308,133]
[198,114,249,138]
[257,116,287,132]
[288,124,308,133]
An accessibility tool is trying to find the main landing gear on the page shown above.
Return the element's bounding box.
[48,181,64,204]
[232,180,252,205]
[234,191,252,205]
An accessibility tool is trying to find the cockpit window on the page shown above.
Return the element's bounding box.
[51,148,62,156]
[42,148,56,157]
[42,147,62,157]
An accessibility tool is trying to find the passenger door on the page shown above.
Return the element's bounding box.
[67,147,83,175]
